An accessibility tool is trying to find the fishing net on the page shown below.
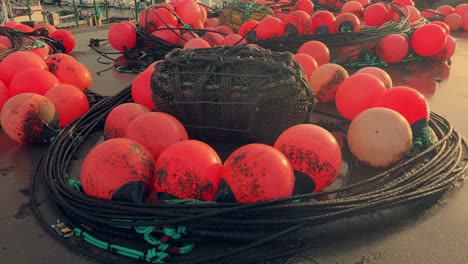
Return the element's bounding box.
[150,45,314,143]
[219,1,274,33]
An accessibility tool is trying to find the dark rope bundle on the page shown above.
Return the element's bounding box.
[31,83,467,264]
[0,26,66,60]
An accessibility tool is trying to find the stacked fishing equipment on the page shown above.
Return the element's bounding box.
[31,44,467,263]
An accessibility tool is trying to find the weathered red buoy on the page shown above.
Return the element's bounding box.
[50,29,76,53]
[311,10,336,34]
[239,19,259,36]
[8,69,60,97]
[104,103,150,138]
[295,0,314,14]
[153,140,223,200]
[256,17,285,40]
[355,67,393,89]
[0,51,47,87]
[284,10,312,35]
[48,59,93,91]
[335,12,361,32]
[131,70,157,110]
[81,138,155,202]
[108,22,137,51]
[308,63,348,103]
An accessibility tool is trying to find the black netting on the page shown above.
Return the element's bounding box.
[151,45,315,144]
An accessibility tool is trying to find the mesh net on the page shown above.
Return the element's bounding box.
[151,45,315,144]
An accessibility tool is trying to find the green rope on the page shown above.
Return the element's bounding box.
[342,53,389,68]
[67,179,82,191]
[407,126,434,157]
[24,41,46,50]
[163,199,207,205]
[228,0,263,23]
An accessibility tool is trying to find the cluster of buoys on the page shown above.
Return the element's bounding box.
[430,3,468,32]
[83,99,343,203]
[0,48,92,144]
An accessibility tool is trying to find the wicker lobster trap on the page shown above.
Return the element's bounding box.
[151,45,315,143]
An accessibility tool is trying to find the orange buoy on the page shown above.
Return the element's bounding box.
[274,124,342,193]
[131,70,157,110]
[297,40,330,66]
[176,0,202,25]
[153,140,223,200]
[284,10,312,35]
[199,5,208,23]
[443,13,462,31]
[308,63,348,103]
[125,112,188,160]
[48,59,93,91]
[335,12,361,32]
[411,24,447,56]
[335,73,386,120]
[183,38,211,49]
[431,35,456,61]
[222,34,247,46]
[255,17,285,40]
[311,10,336,34]
[81,138,155,202]
[0,51,47,87]
[293,53,318,79]
[376,34,409,64]
[355,67,392,89]
[50,29,75,53]
[104,103,150,138]
[221,143,295,202]
[8,69,60,97]
[44,84,90,128]
[239,19,259,36]
[0,93,58,144]
[347,107,412,168]
[108,22,137,51]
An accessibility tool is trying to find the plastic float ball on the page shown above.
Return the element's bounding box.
[49,60,93,91]
[376,34,409,64]
[463,13,468,31]
[81,138,155,202]
[125,112,188,160]
[293,54,318,79]
[311,11,336,34]
[50,30,75,53]
[444,14,462,31]
[239,19,259,36]
[436,5,454,16]
[183,38,211,49]
[215,26,235,36]
[131,70,156,110]
[308,63,348,103]
[0,93,58,144]
[454,3,468,16]
[364,4,388,26]
[199,5,208,24]
[176,0,202,25]
[347,107,412,168]
[151,26,181,45]
[44,84,90,128]
[431,35,456,61]
[336,73,386,120]
[104,103,150,138]
[153,140,222,200]
[108,22,137,52]
[178,32,199,46]
[392,0,414,6]
[373,86,429,127]
[274,124,341,193]
[335,12,360,32]
[0,51,47,87]
[356,67,392,89]
[0,36,12,48]
[411,24,447,56]
[33,23,57,34]
[255,17,285,40]
[295,0,314,14]
[431,21,451,35]
[406,6,421,23]
[154,6,178,28]
[342,1,363,16]
[221,143,295,203]
[0,81,7,116]
[203,32,225,46]
[205,18,220,28]
[8,69,60,97]
[222,34,247,46]
[421,9,438,19]
[297,40,330,66]
[284,10,312,35]
[138,8,158,31]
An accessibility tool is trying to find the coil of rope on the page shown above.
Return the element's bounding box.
[30,84,467,264]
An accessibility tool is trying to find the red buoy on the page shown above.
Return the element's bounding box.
[0,51,47,87]
[255,17,285,40]
[239,19,259,36]
[411,24,447,56]
[48,60,93,91]
[183,38,211,49]
[153,140,223,200]
[131,70,157,110]
[104,103,150,138]
[444,13,462,31]
[222,143,295,202]
[8,69,60,97]
[392,0,414,6]
[205,18,220,28]
[284,10,312,35]
[431,35,456,61]
[355,67,392,89]
[222,34,247,46]
[335,12,361,32]
[50,29,76,53]
[436,5,454,16]
[108,22,137,51]
[342,1,364,18]
[176,0,202,25]
[295,0,314,14]
[293,54,318,79]
[274,124,341,193]
[151,26,181,45]
[421,9,438,19]
[454,3,468,16]
[203,32,225,46]
[81,138,155,201]
[311,10,336,34]
[0,36,12,48]
[335,73,386,120]
[376,34,409,64]
[0,81,7,116]
[125,112,188,160]
[364,4,388,26]
[308,63,348,102]
[215,26,235,36]
[0,93,58,144]
[373,86,429,126]
[178,32,200,46]
[44,84,90,128]
[431,21,451,35]
[297,40,330,66]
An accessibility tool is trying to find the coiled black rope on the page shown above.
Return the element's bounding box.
[30,84,467,263]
